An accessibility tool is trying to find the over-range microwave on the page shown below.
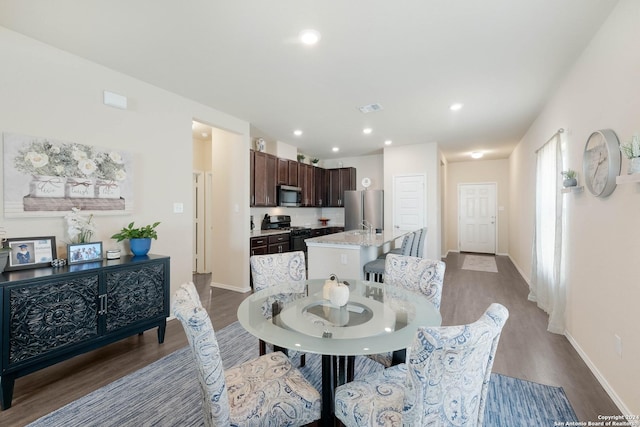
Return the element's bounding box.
[277,185,302,207]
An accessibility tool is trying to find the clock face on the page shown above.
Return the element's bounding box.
[583,129,621,197]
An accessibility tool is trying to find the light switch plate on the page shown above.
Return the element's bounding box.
[173,202,184,213]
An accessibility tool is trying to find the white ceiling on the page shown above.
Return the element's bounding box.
[0,0,618,162]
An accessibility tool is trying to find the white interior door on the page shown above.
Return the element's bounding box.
[393,174,425,230]
[193,171,204,272]
[458,183,496,254]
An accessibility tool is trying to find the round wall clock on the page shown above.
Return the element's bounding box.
[583,129,621,197]
[361,177,371,188]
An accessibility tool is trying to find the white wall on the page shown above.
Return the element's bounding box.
[384,143,442,260]
[447,159,510,255]
[509,0,639,414]
[0,26,251,299]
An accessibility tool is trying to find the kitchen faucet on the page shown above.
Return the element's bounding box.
[361,220,374,234]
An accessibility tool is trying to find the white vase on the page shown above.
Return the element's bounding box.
[29,175,66,198]
[66,177,94,198]
[95,179,121,199]
[628,157,640,174]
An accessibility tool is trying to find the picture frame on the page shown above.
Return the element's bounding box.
[4,236,57,271]
[67,241,103,265]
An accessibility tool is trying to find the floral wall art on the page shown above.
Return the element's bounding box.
[3,132,134,217]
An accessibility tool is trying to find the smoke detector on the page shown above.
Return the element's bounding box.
[358,103,383,114]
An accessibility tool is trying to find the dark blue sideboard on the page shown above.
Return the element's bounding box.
[0,254,170,410]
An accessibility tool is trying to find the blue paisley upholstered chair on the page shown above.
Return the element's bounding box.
[172,282,321,427]
[250,251,307,366]
[335,303,509,427]
[366,253,446,367]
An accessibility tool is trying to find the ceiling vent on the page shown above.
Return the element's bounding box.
[358,103,383,114]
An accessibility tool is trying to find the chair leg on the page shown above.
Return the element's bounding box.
[300,354,306,367]
[259,339,266,355]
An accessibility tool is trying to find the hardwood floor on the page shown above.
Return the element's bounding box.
[0,255,621,426]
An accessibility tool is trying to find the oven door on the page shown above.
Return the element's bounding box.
[290,230,311,252]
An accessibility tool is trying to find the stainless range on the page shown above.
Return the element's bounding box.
[260,214,312,253]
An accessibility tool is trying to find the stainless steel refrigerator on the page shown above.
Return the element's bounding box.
[344,190,384,231]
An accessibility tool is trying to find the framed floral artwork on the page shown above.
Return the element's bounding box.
[2,132,134,217]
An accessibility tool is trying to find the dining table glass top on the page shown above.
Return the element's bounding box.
[237,279,442,357]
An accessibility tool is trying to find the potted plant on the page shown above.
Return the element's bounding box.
[297,154,305,163]
[620,134,640,174]
[561,169,577,187]
[111,221,160,256]
[311,158,320,166]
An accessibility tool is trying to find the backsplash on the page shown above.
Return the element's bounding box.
[250,207,344,228]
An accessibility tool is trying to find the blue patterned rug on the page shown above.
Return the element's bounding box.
[28,321,578,426]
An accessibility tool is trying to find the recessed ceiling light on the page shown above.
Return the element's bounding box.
[384,140,393,145]
[332,147,339,152]
[471,151,483,159]
[450,103,464,111]
[299,29,321,45]
[363,128,373,135]
[293,129,303,136]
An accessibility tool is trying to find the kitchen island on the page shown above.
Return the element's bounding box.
[305,229,412,280]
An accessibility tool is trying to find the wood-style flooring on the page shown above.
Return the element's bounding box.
[0,253,621,426]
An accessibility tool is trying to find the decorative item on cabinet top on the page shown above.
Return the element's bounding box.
[620,134,640,175]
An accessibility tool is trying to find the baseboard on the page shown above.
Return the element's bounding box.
[564,331,631,416]
[209,282,251,293]
[507,253,531,286]
[504,253,629,416]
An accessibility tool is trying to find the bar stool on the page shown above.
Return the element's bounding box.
[363,232,414,282]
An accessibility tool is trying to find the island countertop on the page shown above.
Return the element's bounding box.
[305,229,412,248]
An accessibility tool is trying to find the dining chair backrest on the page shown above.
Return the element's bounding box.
[250,251,306,292]
[399,232,415,256]
[409,229,422,257]
[384,254,445,310]
[172,282,231,427]
[417,227,427,258]
[402,303,509,426]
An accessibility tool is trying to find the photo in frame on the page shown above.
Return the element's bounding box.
[67,241,103,265]
[4,236,57,271]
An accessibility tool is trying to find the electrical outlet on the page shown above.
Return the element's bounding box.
[173,202,184,213]
[614,334,622,357]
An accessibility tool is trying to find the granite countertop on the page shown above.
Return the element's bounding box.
[250,224,345,238]
[305,229,411,248]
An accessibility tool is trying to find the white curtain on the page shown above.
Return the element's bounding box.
[530,132,565,334]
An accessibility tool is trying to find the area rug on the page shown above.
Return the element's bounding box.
[462,254,499,272]
[28,321,578,427]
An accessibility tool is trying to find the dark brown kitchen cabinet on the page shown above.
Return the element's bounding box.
[297,163,315,206]
[0,255,170,410]
[327,167,356,207]
[287,160,298,186]
[267,233,290,254]
[250,150,255,206]
[253,151,277,207]
[250,236,268,256]
[314,166,326,207]
[277,158,289,185]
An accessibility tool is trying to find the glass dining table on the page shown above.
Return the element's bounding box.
[237,278,441,426]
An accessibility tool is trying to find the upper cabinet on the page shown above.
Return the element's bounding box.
[298,163,315,206]
[250,150,355,208]
[327,167,356,207]
[252,151,277,207]
[314,166,326,207]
